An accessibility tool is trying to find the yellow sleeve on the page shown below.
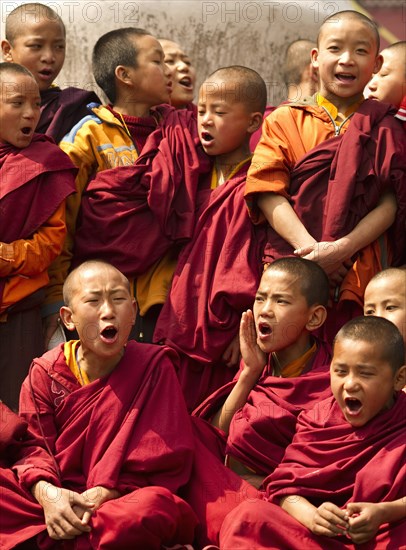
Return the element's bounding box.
[0,202,66,277]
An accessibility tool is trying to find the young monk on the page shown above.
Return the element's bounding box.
[43,27,173,345]
[367,41,406,109]
[283,38,318,101]
[245,10,406,343]
[219,316,406,549]
[192,257,332,488]
[154,66,266,409]
[6,260,197,549]
[1,3,100,143]
[159,38,196,110]
[364,267,406,351]
[0,62,75,410]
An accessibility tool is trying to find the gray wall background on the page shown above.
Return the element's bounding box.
[1,0,352,105]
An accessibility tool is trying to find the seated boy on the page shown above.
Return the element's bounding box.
[0,62,76,410]
[219,316,405,549]
[192,257,332,488]
[43,27,173,344]
[8,260,197,549]
[159,38,196,110]
[245,10,406,343]
[1,2,100,143]
[364,267,406,354]
[154,65,267,409]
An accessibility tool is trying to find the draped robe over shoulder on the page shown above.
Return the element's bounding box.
[219,393,406,550]
[154,161,268,410]
[6,341,197,549]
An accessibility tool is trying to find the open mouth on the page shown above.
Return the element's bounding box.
[201,131,214,143]
[336,73,356,82]
[344,397,362,415]
[39,69,53,76]
[258,322,272,337]
[21,127,32,135]
[179,76,193,89]
[100,326,118,343]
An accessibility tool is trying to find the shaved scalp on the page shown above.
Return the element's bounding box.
[206,65,267,114]
[265,257,329,307]
[318,10,380,54]
[0,61,36,82]
[383,41,406,77]
[283,39,316,87]
[334,316,404,373]
[368,267,406,286]
[92,27,150,103]
[63,260,131,307]
[5,3,65,45]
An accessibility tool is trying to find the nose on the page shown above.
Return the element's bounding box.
[367,75,378,92]
[338,50,354,65]
[260,299,275,318]
[343,373,360,392]
[40,46,55,64]
[200,111,212,126]
[177,59,189,72]
[100,299,115,319]
[23,103,37,120]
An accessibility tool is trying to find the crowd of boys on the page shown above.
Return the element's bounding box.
[0,3,405,549]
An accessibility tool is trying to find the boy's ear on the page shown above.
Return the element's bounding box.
[306,305,327,332]
[394,365,406,392]
[1,40,13,61]
[247,112,264,135]
[115,65,131,85]
[310,48,319,69]
[373,54,383,74]
[59,306,76,332]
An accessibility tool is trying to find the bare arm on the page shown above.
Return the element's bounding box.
[211,310,266,434]
[346,499,406,544]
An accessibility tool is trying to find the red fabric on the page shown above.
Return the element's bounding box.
[73,105,212,275]
[219,392,406,549]
[262,100,406,267]
[0,134,76,302]
[39,87,101,143]
[154,161,268,410]
[8,341,197,549]
[194,339,331,476]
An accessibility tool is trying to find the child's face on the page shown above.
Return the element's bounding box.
[2,18,65,91]
[123,35,172,107]
[312,18,381,107]
[0,73,40,148]
[198,77,254,160]
[364,273,406,346]
[330,337,401,427]
[367,48,405,108]
[160,39,196,109]
[61,265,136,366]
[253,269,315,355]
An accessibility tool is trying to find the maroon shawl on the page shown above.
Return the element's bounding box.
[73,105,212,275]
[39,87,101,143]
[194,339,332,476]
[154,161,268,410]
[263,100,406,266]
[219,392,405,550]
[0,135,76,301]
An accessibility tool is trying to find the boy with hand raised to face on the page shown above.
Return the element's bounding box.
[219,316,406,549]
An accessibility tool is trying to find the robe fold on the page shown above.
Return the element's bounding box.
[0,135,76,303]
[154,162,268,410]
[219,393,406,549]
[3,341,197,549]
[39,87,101,143]
[73,105,212,276]
[194,340,331,476]
[261,100,406,298]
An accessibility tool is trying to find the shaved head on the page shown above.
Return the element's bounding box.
[318,10,380,54]
[0,61,36,83]
[205,65,267,114]
[283,39,316,87]
[63,260,131,308]
[5,3,65,45]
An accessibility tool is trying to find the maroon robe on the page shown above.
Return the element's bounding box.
[4,342,197,549]
[154,161,268,410]
[0,134,76,303]
[38,87,101,143]
[73,105,212,275]
[194,339,332,476]
[219,393,406,549]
